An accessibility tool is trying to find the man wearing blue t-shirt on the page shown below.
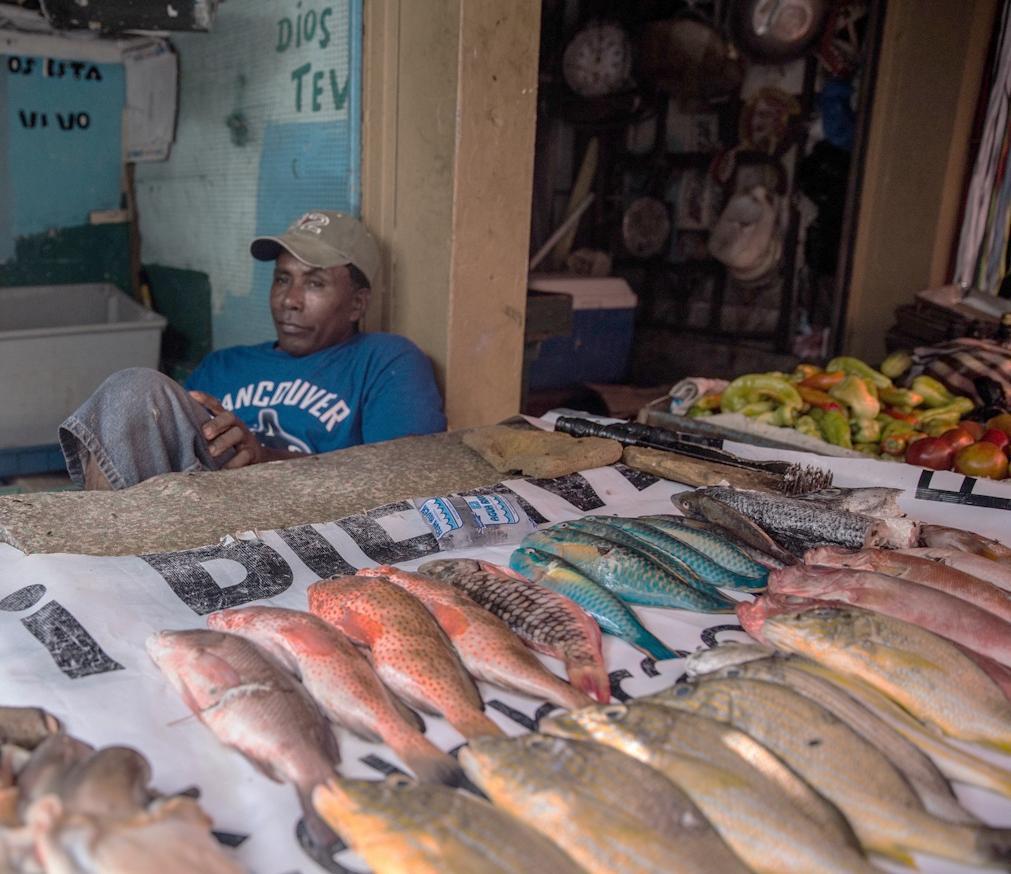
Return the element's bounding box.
[59,211,447,490]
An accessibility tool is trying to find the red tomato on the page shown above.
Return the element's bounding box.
[904,437,954,471]
[954,442,1009,479]
[939,427,976,452]
[958,420,985,441]
[986,412,1011,437]
[981,428,1010,449]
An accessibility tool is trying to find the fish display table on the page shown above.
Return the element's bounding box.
[0,439,1009,872]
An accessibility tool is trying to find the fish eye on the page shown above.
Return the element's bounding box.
[674,684,694,698]
[527,734,552,750]
[726,668,741,678]
[601,705,627,721]
[385,774,414,789]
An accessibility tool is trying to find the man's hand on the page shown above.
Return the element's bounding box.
[188,390,267,469]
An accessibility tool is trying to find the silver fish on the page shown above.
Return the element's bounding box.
[794,487,905,518]
[680,487,919,552]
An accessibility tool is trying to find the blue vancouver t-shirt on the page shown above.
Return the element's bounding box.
[185,333,446,454]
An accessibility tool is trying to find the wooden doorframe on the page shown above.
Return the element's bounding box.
[360,0,541,429]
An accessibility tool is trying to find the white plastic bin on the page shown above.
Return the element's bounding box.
[0,283,166,448]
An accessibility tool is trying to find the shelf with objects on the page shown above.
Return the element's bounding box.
[524,0,881,409]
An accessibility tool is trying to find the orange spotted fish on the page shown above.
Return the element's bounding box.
[308,576,503,740]
[206,606,465,785]
[360,566,592,711]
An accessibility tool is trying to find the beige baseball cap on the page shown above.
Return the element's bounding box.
[250,210,381,288]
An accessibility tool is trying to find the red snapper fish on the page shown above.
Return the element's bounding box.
[805,546,1011,623]
[308,576,503,740]
[418,558,609,703]
[769,565,1011,668]
[359,565,591,711]
[145,629,340,849]
[206,606,465,785]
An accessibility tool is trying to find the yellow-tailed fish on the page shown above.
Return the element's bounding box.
[761,606,1011,752]
[312,776,585,874]
[541,702,874,874]
[650,678,1011,867]
[460,733,749,874]
[689,650,976,824]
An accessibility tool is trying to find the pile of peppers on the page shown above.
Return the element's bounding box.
[688,356,976,457]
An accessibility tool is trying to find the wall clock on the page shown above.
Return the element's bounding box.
[562,21,633,99]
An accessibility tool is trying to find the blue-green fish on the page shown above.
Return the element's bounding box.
[584,516,764,591]
[509,547,675,661]
[638,515,770,586]
[552,517,704,585]
[521,529,735,613]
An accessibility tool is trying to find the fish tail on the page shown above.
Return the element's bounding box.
[297,784,340,855]
[629,628,676,661]
[449,709,505,740]
[392,731,467,786]
[566,662,611,703]
[977,826,1011,867]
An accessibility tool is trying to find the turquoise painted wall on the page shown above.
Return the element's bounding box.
[136,0,362,351]
[0,54,125,264]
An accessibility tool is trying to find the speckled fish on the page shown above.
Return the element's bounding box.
[207,606,464,786]
[769,563,1011,668]
[146,628,340,849]
[687,648,976,825]
[313,775,585,874]
[510,547,675,661]
[673,493,797,564]
[920,524,1011,562]
[308,576,502,740]
[542,703,874,874]
[521,529,735,612]
[636,515,770,583]
[794,486,905,518]
[760,606,1011,752]
[573,516,764,590]
[806,545,1011,623]
[650,678,1011,867]
[681,487,920,552]
[357,566,590,711]
[418,558,609,703]
[459,733,750,874]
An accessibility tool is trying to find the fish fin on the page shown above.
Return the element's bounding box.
[979,826,1011,867]
[566,663,611,704]
[390,696,426,733]
[479,560,527,581]
[337,608,385,646]
[430,603,472,638]
[872,848,918,869]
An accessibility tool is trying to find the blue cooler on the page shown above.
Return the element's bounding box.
[527,275,638,389]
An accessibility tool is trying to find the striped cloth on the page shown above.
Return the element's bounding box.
[906,338,1011,405]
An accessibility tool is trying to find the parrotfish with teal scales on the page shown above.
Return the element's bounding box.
[509,547,675,661]
[520,529,736,613]
[583,515,766,592]
[635,515,770,589]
